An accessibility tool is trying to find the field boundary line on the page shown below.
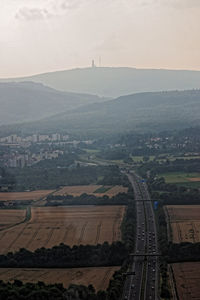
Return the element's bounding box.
[33,189,57,206]
[98,268,112,290]
[7,223,27,252]
[176,222,182,243]
[44,224,58,248]
[0,206,31,233]
[25,224,41,249]
[78,221,88,245]
[112,207,121,242]
[95,221,102,244]
[164,206,173,242]
[169,265,178,300]
[63,224,72,243]
[0,231,7,242]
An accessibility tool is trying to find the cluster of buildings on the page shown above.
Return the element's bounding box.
[2,150,64,168]
[0,133,69,144]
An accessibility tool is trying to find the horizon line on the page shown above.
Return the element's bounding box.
[1,65,200,80]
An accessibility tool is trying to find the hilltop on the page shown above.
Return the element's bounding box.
[1,67,200,97]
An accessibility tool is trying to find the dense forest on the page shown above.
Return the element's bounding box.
[0,165,128,191]
[0,242,128,268]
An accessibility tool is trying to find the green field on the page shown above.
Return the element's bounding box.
[94,186,111,193]
[167,155,200,161]
[131,155,155,162]
[159,172,200,188]
[132,154,200,163]
[83,149,100,154]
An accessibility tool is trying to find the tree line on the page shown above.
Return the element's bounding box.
[46,192,130,206]
[0,242,128,269]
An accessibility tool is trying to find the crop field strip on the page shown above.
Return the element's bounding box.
[171,262,200,300]
[0,206,125,254]
[0,190,54,202]
[0,209,26,230]
[166,205,200,243]
[0,266,120,290]
[159,172,200,184]
[54,185,128,197]
[53,185,101,196]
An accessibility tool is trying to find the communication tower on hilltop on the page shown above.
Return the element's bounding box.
[92,60,96,68]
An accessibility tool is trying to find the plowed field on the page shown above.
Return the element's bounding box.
[0,206,125,254]
[0,266,120,290]
[172,262,200,300]
[166,205,200,243]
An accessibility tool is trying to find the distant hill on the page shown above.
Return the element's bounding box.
[0,82,108,125]
[1,67,200,97]
[1,90,200,137]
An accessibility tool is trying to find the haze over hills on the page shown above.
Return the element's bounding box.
[1,89,200,137]
[0,81,108,125]
[1,67,200,97]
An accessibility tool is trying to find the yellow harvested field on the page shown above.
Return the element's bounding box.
[188,177,200,182]
[166,205,200,243]
[102,186,128,196]
[171,262,200,300]
[54,185,128,198]
[0,266,119,290]
[0,190,54,202]
[0,209,26,230]
[0,206,125,254]
[54,185,101,196]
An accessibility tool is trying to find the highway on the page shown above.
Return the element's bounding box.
[122,171,159,300]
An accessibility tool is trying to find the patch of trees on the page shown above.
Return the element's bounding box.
[34,153,77,169]
[97,148,132,162]
[159,189,200,206]
[148,171,200,298]
[167,242,200,263]
[46,192,130,206]
[149,176,200,205]
[121,202,136,251]
[0,242,128,269]
[0,200,32,208]
[154,205,171,298]
[153,159,200,174]
[0,167,15,191]
[0,265,128,300]
[8,165,99,191]
[97,165,129,187]
[0,280,100,300]
[7,165,127,191]
[137,158,200,180]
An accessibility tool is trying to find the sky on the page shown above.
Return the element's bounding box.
[0,0,200,78]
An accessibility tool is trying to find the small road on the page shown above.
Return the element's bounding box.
[122,171,159,300]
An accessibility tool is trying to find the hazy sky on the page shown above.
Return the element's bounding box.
[0,0,200,77]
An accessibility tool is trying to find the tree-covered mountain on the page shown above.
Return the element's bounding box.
[1,90,200,137]
[1,67,200,97]
[0,81,108,125]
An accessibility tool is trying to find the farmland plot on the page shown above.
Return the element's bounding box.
[0,190,54,202]
[166,205,200,243]
[0,206,125,254]
[54,185,101,196]
[0,266,120,290]
[172,262,200,300]
[0,209,26,230]
[102,186,128,196]
[54,185,128,198]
